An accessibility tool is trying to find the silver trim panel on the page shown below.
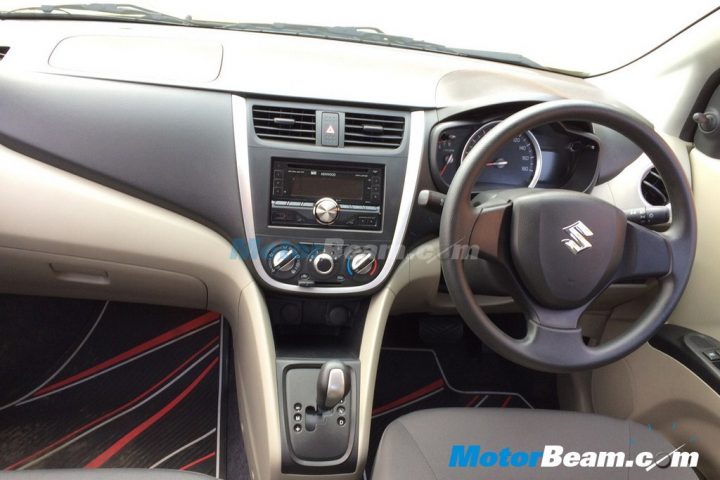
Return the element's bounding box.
[232,96,425,294]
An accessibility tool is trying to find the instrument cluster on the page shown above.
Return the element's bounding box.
[429,116,600,193]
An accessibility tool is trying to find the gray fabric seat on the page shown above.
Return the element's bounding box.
[373,408,699,480]
[0,470,212,480]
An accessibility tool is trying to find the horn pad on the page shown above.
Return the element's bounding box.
[510,191,626,309]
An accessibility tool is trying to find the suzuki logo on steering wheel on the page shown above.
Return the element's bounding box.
[561,221,594,254]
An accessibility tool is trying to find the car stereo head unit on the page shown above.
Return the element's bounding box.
[270,159,383,230]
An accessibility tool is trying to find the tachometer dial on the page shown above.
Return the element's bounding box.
[461,121,542,188]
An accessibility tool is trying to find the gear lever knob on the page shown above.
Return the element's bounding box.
[316,360,351,410]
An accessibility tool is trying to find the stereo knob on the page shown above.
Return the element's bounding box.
[271,247,299,273]
[313,253,335,275]
[350,251,376,275]
[313,197,340,225]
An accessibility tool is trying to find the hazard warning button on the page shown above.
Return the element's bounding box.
[321,112,340,147]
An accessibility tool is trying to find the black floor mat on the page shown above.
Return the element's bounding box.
[0,297,234,477]
[368,314,558,469]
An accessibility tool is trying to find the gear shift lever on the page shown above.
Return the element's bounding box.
[316,360,351,410]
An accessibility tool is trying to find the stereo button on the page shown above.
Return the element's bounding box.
[313,197,340,225]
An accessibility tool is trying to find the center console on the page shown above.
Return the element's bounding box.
[232,97,425,477]
[234,98,424,295]
[265,160,385,288]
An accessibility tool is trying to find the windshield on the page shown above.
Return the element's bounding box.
[1,0,719,76]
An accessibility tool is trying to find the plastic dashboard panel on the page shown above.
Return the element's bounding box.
[0,70,244,240]
[0,66,647,298]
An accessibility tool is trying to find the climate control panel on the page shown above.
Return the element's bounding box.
[263,241,380,288]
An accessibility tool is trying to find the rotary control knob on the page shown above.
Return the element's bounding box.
[270,247,299,273]
[313,197,340,225]
[349,251,377,275]
[313,252,335,275]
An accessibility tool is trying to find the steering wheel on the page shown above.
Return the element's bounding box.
[439,100,697,372]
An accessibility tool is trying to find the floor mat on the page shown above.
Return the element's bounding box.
[0,298,228,477]
[369,348,535,466]
[368,315,558,469]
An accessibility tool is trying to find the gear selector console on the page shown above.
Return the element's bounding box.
[277,359,359,474]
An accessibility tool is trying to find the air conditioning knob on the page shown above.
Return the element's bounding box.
[313,252,335,275]
[313,197,339,225]
[349,251,376,275]
[270,247,299,273]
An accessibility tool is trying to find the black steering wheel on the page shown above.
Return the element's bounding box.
[439,100,697,372]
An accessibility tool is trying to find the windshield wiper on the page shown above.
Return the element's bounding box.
[0,3,194,25]
[219,23,542,69]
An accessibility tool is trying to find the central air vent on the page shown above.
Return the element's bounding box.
[252,105,316,143]
[344,113,405,149]
[641,167,669,206]
[0,47,10,62]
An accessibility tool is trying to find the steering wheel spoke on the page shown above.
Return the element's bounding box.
[467,201,512,262]
[614,221,672,282]
[522,322,591,371]
[524,301,586,330]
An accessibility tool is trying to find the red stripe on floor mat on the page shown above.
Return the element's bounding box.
[179,452,216,471]
[4,336,219,471]
[464,395,480,407]
[85,356,219,468]
[501,395,512,408]
[34,312,220,396]
[372,378,444,415]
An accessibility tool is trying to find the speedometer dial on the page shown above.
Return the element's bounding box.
[461,121,542,188]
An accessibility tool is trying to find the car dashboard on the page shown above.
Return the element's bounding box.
[0,17,696,480]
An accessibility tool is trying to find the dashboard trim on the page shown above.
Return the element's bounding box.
[232,96,425,294]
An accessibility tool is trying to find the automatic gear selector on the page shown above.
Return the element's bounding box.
[316,360,351,410]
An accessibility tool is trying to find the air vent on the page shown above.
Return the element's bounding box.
[344,113,405,149]
[0,47,9,62]
[641,167,669,206]
[252,105,316,143]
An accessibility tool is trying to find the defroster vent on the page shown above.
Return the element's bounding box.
[0,47,10,62]
[344,113,405,149]
[253,105,317,143]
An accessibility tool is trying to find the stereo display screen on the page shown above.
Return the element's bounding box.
[288,173,365,201]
